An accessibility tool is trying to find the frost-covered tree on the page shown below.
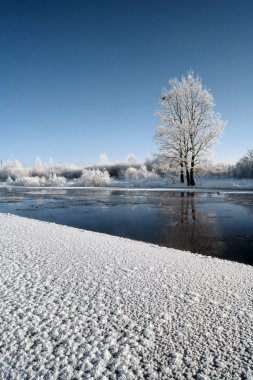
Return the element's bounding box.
[99,153,110,165]
[234,149,253,178]
[154,73,226,186]
[126,154,137,165]
[35,157,44,171]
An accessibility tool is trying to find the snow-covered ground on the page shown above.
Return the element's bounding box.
[193,178,253,189]
[110,178,253,189]
[1,177,253,190]
[0,213,252,379]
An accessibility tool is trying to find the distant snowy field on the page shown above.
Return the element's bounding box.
[0,214,252,379]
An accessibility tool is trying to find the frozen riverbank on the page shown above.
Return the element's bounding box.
[0,214,252,379]
[1,177,253,190]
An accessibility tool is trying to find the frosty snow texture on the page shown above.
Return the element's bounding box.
[0,214,252,379]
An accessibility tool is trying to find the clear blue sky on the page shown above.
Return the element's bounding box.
[1,0,253,166]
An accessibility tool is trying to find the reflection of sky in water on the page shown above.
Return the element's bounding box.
[0,188,253,265]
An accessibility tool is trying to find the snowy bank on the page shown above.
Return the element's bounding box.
[0,214,252,379]
[2,177,253,190]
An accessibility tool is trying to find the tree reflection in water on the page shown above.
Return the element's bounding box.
[157,192,225,258]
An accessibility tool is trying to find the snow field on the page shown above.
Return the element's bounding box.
[0,213,252,379]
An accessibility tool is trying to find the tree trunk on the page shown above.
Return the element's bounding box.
[180,150,184,183]
[185,166,190,186]
[190,156,195,186]
[180,163,184,183]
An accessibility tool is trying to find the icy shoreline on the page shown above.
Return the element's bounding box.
[1,176,253,191]
[1,184,253,194]
[0,214,252,379]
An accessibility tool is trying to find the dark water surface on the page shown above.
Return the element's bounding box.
[0,187,253,265]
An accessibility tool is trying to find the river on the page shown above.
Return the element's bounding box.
[1,187,253,265]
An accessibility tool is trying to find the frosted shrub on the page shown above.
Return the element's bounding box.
[124,166,159,181]
[11,176,42,187]
[0,160,30,181]
[46,174,67,186]
[77,169,110,187]
[8,175,67,187]
[6,176,13,184]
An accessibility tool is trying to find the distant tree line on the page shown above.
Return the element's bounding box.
[1,151,253,185]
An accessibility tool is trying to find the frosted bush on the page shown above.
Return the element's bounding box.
[10,176,42,187]
[124,167,141,180]
[6,176,13,184]
[45,174,67,186]
[124,166,159,181]
[0,160,30,181]
[8,175,67,187]
[77,169,110,187]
